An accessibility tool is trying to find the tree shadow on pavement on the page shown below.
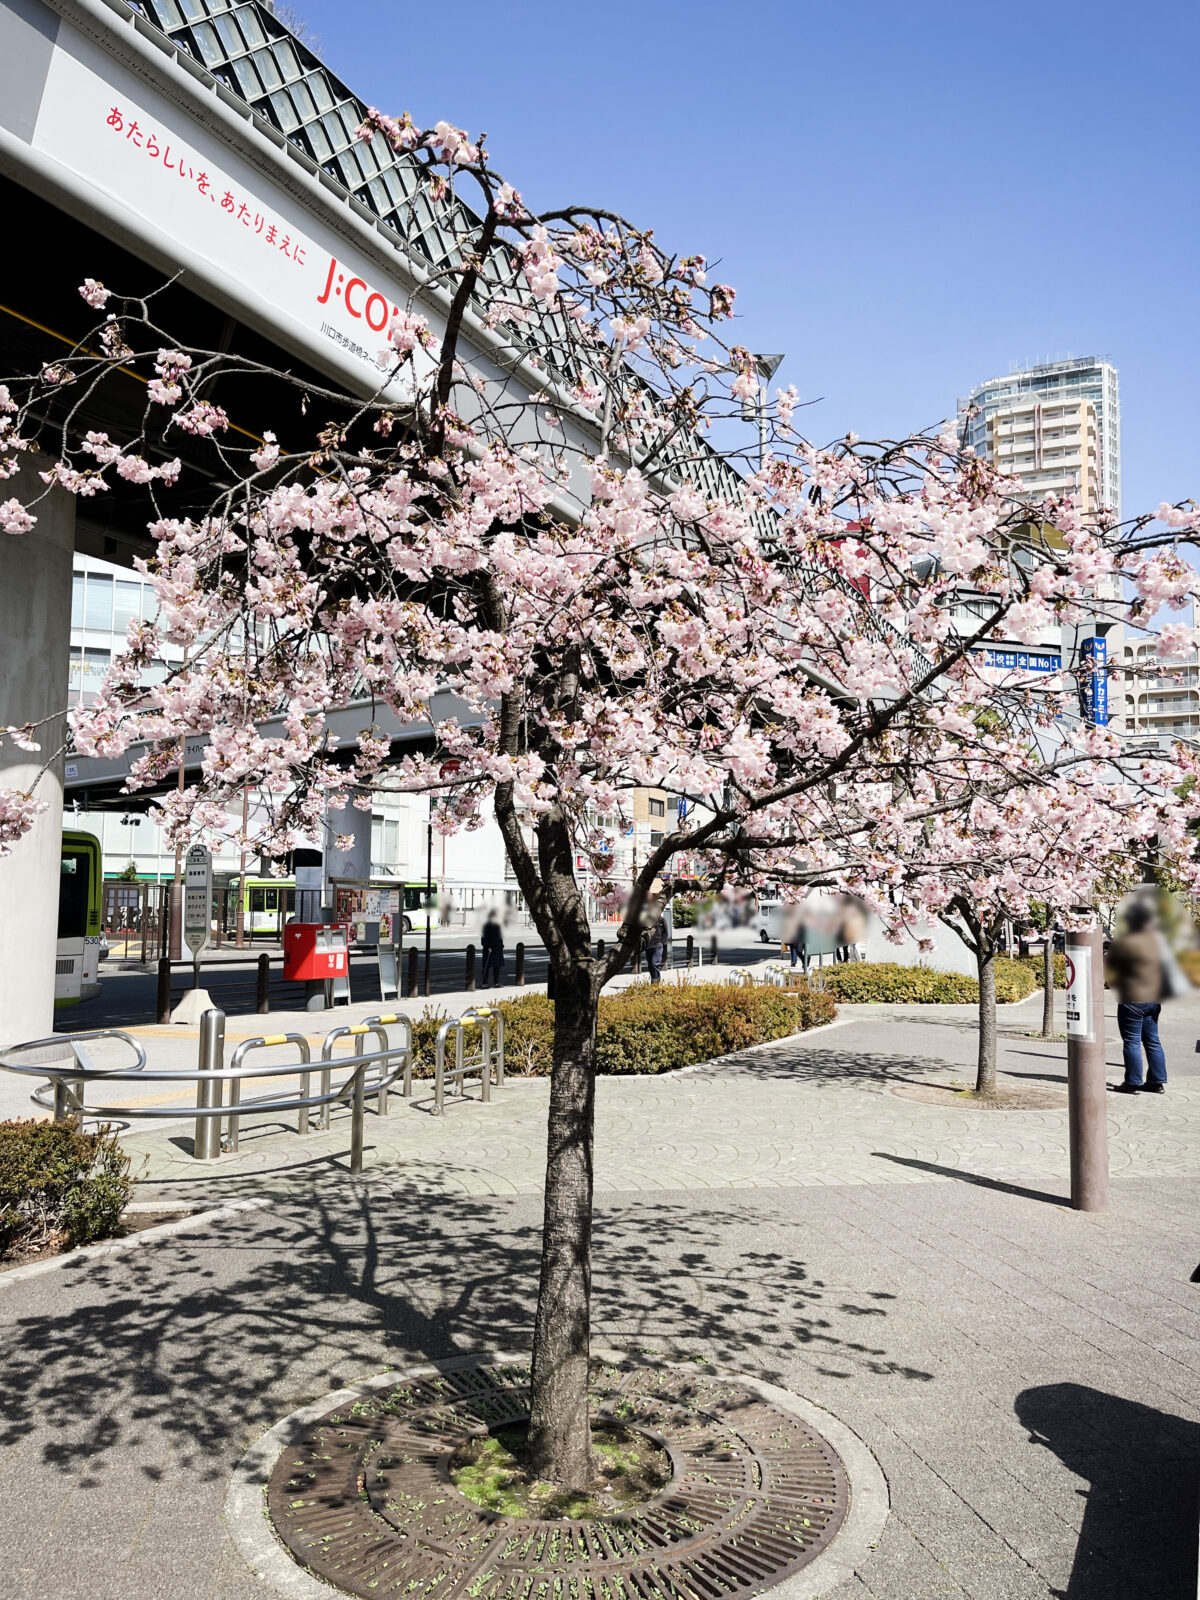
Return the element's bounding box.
[702,1045,954,1087]
[1015,1382,1200,1600]
[0,1185,930,1489]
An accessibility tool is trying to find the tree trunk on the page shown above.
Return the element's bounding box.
[1041,936,1055,1038]
[527,966,597,1487]
[975,943,998,1096]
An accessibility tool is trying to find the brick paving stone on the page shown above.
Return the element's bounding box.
[1,998,1199,1598]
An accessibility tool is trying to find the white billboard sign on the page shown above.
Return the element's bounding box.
[29,26,434,401]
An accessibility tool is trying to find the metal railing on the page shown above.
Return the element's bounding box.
[432,1005,505,1115]
[0,1009,416,1175]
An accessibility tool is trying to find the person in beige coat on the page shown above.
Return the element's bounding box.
[1107,901,1167,1094]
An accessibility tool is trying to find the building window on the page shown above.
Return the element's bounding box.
[650,830,664,848]
[114,581,142,635]
[648,798,665,817]
[81,647,110,701]
[84,574,113,632]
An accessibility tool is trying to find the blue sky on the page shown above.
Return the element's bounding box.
[298,0,1197,519]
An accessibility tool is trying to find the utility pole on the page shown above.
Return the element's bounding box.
[1060,625,1111,1209]
[234,783,248,949]
[424,817,433,997]
[168,648,190,962]
[168,732,186,961]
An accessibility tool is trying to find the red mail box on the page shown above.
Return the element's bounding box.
[283,922,350,982]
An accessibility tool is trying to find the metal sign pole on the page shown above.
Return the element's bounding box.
[1064,920,1109,1211]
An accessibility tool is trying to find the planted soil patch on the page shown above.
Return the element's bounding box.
[451,1419,670,1519]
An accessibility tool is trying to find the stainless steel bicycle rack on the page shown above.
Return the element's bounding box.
[225,1031,312,1152]
[432,1005,505,1115]
[0,1008,415,1175]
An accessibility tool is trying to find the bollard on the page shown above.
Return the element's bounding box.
[686,934,695,969]
[157,956,172,1025]
[596,938,606,964]
[350,1034,365,1175]
[710,935,718,967]
[194,1008,225,1160]
[547,963,556,999]
[465,943,476,992]
[515,941,525,985]
[406,946,419,999]
[256,951,270,1013]
[633,945,642,974]
[1066,922,1109,1211]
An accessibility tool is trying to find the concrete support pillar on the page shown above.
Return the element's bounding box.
[0,463,74,1047]
[324,788,372,904]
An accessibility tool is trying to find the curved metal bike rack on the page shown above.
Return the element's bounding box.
[432,1005,505,1116]
[0,1008,415,1175]
[8,1030,149,1125]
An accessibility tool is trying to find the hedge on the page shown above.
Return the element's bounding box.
[1017,951,1067,988]
[0,1119,133,1261]
[814,957,1039,1005]
[410,980,838,1078]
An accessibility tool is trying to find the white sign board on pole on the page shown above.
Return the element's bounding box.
[184,845,212,958]
[1064,946,1093,1041]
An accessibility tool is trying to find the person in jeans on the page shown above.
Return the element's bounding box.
[644,913,668,985]
[1107,900,1167,1094]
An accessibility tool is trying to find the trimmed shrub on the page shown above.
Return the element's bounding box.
[1016,951,1068,989]
[993,957,1041,1001]
[0,1119,134,1261]
[410,980,837,1079]
[815,958,1038,1005]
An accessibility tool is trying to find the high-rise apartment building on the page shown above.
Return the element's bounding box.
[1117,633,1200,748]
[957,357,1120,518]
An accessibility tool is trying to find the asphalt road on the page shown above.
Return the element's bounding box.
[64,926,775,1029]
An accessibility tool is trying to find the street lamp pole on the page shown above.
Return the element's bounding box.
[745,352,785,471]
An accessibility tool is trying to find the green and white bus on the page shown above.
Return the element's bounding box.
[57,829,103,1005]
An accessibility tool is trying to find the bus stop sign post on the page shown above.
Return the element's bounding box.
[1065,920,1108,1212]
[166,844,217,1026]
[184,845,212,988]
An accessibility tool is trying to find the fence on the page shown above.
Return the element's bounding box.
[120,932,727,1024]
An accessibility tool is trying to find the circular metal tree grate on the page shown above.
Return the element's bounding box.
[267,1358,850,1600]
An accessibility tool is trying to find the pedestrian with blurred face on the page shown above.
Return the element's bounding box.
[1108,901,1167,1094]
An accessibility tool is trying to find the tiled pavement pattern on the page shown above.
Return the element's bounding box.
[0,993,1197,1599]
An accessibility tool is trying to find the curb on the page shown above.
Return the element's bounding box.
[223,1348,889,1600]
[0,1196,271,1289]
[661,1016,854,1077]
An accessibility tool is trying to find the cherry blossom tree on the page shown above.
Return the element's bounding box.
[878,778,1153,1095]
[1,113,1199,1485]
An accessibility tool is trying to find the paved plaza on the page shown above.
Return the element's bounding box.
[1,990,1197,1599]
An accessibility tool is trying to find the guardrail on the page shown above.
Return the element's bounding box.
[0,1009,417,1175]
